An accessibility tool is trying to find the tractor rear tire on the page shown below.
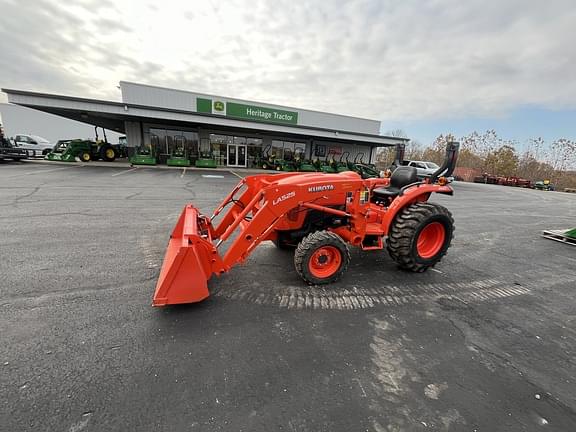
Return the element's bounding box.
[100,145,116,162]
[294,230,350,285]
[387,202,454,272]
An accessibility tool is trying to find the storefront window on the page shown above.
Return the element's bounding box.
[210,134,233,165]
[268,140,306,161]
[271,140,283,159]
[246,138,263,167]
[294,142,306,159]
[148,127,199,163]
[283,142,295,160]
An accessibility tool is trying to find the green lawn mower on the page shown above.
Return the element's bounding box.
[293,148,317,172]
[191,138,216,168]
[349,153,381,178]
[319,149,338,173]
[534,179,555,191]
[167,135,191,167]
[130,144,156,165]
[195,150,217,168]
[253,144,277,170]
[275,147,297,172]
[336,152,352,172]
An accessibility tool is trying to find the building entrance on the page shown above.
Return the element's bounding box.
[226,144,247,167]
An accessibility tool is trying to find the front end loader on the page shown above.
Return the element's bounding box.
[152,142,460,306]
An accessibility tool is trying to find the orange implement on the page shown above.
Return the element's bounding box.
[152,142,460,306]
[152,206,214,306]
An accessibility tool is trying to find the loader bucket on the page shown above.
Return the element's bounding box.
[152,205,213,306]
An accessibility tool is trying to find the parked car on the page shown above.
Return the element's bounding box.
[11,134,53,157]
[399,160,455,182]
[400,160,439,177]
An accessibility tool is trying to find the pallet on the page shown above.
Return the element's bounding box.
[542,230,576,246]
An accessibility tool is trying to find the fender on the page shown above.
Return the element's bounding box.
[381,184,454,233]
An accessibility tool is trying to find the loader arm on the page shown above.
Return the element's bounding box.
[213,172,362,267]
[152,172,371,306]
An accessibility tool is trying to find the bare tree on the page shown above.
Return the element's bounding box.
[384,129,408,138]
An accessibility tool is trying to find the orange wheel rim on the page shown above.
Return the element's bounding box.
[417,222,446,259]
[308,246,341,278]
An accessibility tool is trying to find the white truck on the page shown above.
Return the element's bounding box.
[11,134,54,157]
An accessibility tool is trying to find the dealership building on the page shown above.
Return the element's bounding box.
[2,82,407,168]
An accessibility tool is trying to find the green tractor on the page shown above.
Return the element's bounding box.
[46,127,120,162]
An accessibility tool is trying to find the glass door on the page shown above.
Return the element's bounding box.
[227,144,247,167]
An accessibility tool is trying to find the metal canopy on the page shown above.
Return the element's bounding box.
[2,88,408,147]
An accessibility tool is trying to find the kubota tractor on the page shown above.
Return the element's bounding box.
[152,142,460,306]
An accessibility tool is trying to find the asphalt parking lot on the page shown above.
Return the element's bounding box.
[1,161,575,431]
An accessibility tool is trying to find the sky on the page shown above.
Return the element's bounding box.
[0,0,575,148]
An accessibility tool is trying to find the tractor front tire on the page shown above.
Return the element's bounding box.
[387,202,454,272]
[295,231,350,285]
[79,152,91,162]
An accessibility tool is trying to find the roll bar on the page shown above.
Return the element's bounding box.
[430,142,460,182]
[393,143,405,167]
[354,152,365,163]
[339,151,350,163]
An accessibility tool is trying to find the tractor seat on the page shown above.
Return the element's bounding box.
[372,166,419,200]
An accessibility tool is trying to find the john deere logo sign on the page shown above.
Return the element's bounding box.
[213,101,225,112]
[196,97,298,125]
[212,100,226,115]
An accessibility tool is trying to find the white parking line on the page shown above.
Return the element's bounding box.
[229,170,243,179]
[202,174,225,179]
[180,168,187,178]
[111,167,138,177]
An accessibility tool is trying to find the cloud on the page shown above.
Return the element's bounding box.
[1,0,575,121]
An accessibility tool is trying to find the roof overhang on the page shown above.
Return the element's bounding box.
[2,89,409,147]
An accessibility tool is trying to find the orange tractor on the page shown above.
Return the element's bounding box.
[153,142,460,306]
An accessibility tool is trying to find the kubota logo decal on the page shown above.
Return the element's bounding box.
[273,191,296,206]
[308,184,335,193]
